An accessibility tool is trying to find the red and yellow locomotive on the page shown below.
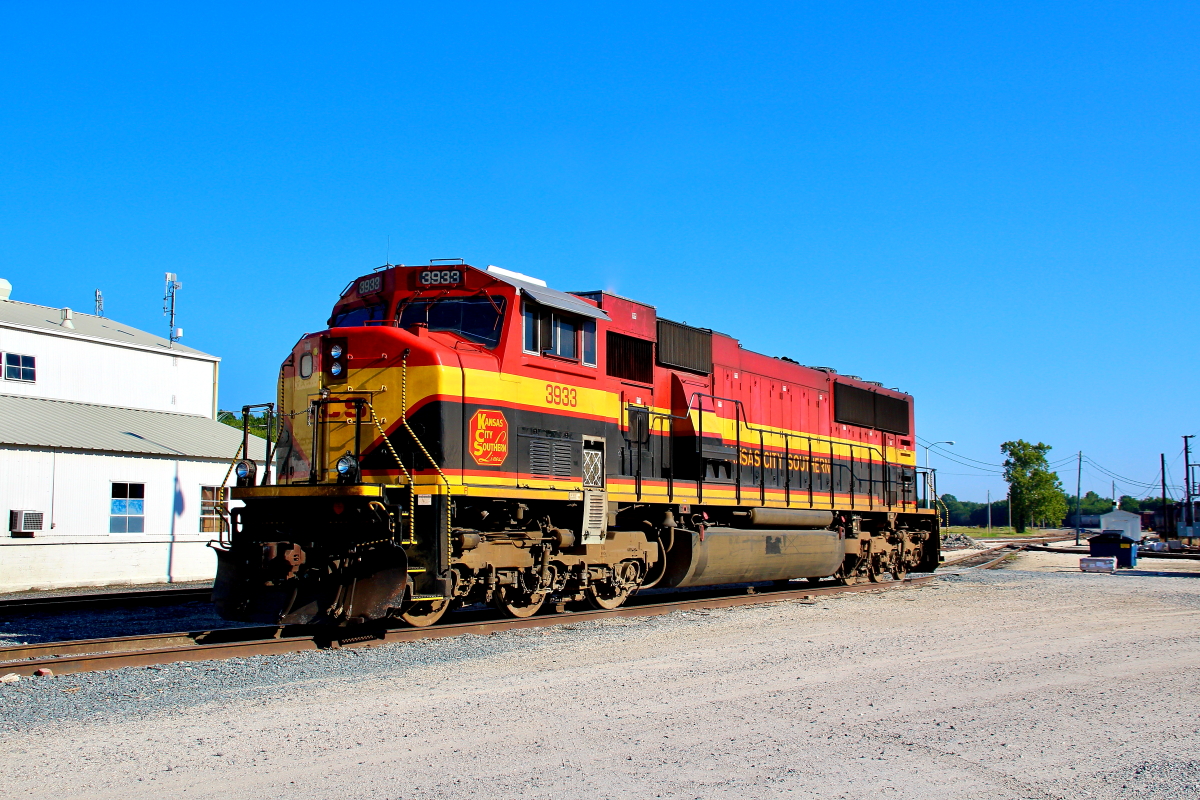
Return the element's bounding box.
[214,262,939,626]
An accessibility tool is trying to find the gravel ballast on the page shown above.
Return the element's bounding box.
[2,564,1199,799]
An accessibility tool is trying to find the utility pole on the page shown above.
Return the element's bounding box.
[163,273,182,348]
[1185,436,1195,536]
[1112,480,1116,511]
[987,489,992,535]
[1161,453,1168,537]
[1075,451,1083,546]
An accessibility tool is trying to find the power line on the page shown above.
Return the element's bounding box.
[1081,456,1162,489]
[915,437,1005,469]
[926,452,1004,474]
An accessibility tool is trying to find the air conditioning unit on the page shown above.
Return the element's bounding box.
[10,510,44,537]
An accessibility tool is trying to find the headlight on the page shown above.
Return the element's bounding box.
[336,454,360,484]
[235,459,256,487]
[330,344,343,359]
[330,361,343,377]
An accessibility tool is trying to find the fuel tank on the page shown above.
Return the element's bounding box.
[732,508,834,529]
[661,527,843,588]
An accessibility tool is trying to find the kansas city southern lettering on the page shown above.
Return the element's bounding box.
[468,410,509,466]
[738,448,832,474]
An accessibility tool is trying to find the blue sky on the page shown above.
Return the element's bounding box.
[2,2,1197,502]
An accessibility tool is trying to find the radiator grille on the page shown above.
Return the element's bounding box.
[582,490,607,543]
[606,331,654,383]
[529,439,574,478]
[833,382,911,436]
[656,318,712,374]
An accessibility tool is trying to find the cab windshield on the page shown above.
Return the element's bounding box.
[396,296,507,348]
[329,303,386,327]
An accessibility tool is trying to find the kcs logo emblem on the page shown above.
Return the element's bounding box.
[468,409,509,466]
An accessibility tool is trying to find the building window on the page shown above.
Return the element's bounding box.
[200,486,229,533]
[4,353,35,382]
[523,302,589,363]
[110,482,145,533]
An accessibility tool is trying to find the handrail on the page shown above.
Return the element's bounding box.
[365,400,415,546]
[639,390,911,510]
[399,350,453,588]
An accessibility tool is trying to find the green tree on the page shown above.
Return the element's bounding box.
[940,494,987,526]
[1001,440,1069,532]
[218,410,279,444]
[1118,495,1141,513]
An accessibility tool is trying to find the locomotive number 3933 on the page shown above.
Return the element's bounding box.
[546,383,577,407]
[419,269,462,286]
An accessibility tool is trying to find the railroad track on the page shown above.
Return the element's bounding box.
[941,543,1023,570]
[0,546,1034,679]
[0,586,212,615]
[0,577,937,678]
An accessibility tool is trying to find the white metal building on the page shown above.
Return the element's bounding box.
[0,280,261,592]
[1099,509,1142,542]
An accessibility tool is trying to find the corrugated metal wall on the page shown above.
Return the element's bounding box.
[0,446,240,590]
[0,327,216,417]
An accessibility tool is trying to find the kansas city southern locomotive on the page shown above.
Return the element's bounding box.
[214,262,940,627]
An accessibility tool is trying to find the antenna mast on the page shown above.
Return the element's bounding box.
[163,273,182,348]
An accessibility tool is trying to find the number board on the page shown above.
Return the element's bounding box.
[358,275,383,295]
[418,269,463,287]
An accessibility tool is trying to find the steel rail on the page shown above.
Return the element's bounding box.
[0,578,937,678]
[0,587,212,615]
[937,543,1021,571]
[976,547,1020,570]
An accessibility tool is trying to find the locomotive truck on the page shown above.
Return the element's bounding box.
[214,262,940,627]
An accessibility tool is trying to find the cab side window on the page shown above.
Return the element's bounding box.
[523,302,595,366]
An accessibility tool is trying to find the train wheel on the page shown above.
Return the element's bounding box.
[399,597,452,627]
[866,553,887,583]
[838,562,871,585]
[493,588,548,619]
[584,583,630,610]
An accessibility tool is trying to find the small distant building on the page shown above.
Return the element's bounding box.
[0,279,262,592]
[1099,509,1141,541]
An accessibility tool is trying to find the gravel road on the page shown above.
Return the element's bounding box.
[2,563,1198,799]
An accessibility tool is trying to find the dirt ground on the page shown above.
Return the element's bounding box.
[3,560,1199,800]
